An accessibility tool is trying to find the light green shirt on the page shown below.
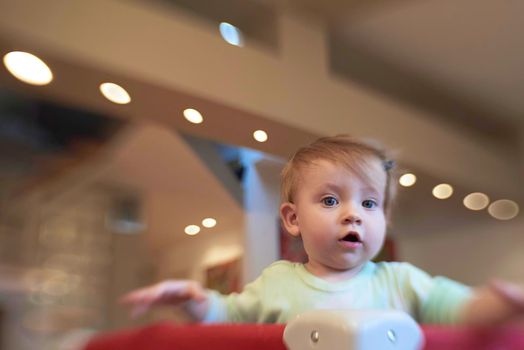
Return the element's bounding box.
[203,260,472,324]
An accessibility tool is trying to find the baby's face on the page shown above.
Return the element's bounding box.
[291,159,387,279]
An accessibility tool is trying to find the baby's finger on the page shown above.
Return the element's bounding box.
[188,283,207,302]
[490,280,524,310]
[130,304,151,319]
[119,290,151,304]
[120,284,164,304]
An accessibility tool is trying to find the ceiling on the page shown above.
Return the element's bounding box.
[0,0,519,196]
[152,0,523,147]
[292,0,524,124]
[332,0,523,142]
[0,0,521,247]
[337,0,524,123]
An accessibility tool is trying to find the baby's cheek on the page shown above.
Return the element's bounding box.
[301,229,325,251]
[303,233,322,249]
[368,234,386,256]
[308,222,328,244]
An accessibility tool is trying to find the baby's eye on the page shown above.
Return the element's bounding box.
[322,196,339,207]
[362,199,377,209]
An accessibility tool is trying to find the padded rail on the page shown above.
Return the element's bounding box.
[84,322,524,350]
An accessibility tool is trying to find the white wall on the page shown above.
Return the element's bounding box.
[107,233,156,329]
[159,232,243,323]
[242,153,285,283]
[145,191,244,284]
[0,185,120,349]
[103,190,245,325]
[158,228,244,284]
[144,150,285,291]
[398,217,524,286]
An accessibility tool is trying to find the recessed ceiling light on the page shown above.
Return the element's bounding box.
[432,184,453,199]
[202,218,217,228]
[183,108,203,124]
[219,22,243,47]
[3,51,53,86]
[488,199,519,220]
[184,225,200,236]
[99,82,131,104]
[253,130,268,142]
[463,192,489,211]
[399,173,416,187]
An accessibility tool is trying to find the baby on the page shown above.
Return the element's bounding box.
[122,135,524,325]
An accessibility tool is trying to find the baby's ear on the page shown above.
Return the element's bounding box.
[280,202,300,237]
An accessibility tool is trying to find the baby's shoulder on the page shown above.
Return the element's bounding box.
[264,260,298,273]
[257,260,301,281]
[372,261,427,280]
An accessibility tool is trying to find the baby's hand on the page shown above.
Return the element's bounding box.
[490,279,524,312]
[120,280,207,318]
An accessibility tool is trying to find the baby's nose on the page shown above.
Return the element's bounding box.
[343,214,362,225]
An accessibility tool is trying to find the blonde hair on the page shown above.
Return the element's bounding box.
[281,135,397,217]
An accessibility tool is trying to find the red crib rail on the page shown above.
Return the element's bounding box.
[84,322,524,350]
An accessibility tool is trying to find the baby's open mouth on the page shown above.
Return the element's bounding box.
[340,232,361,243]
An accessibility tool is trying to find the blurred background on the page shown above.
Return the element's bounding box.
[0,0,523,349]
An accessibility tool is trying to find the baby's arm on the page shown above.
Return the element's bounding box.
[459,280,524,326]
[120,280,210,321]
